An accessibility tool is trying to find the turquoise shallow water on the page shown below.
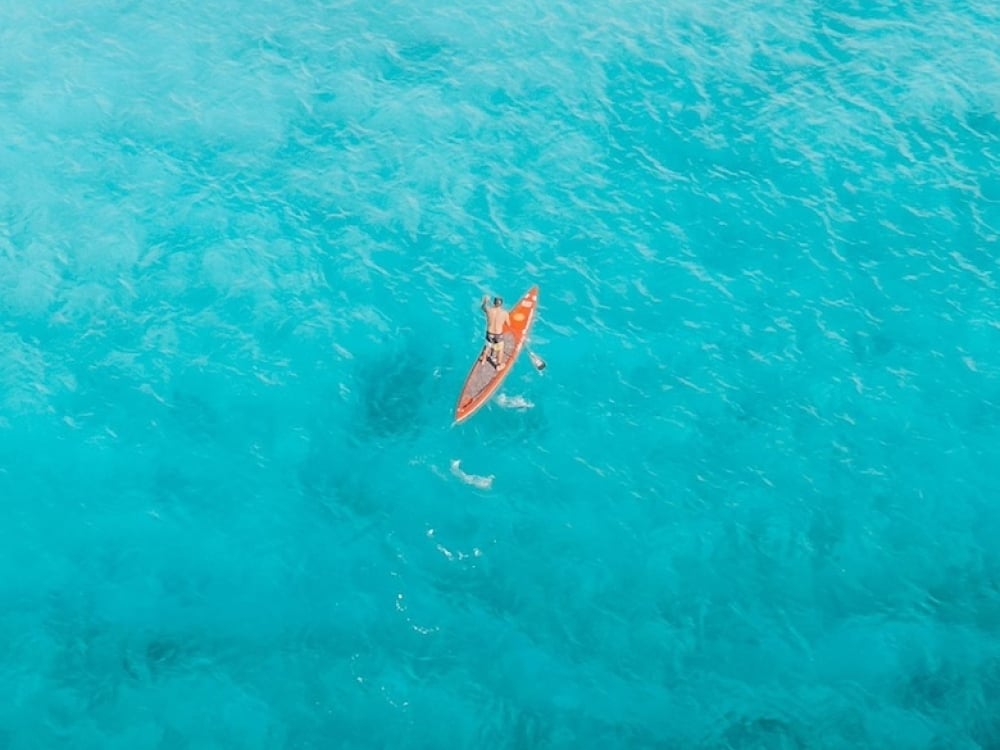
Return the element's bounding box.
[2,0,1000,747]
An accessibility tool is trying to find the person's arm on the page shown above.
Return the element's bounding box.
[481,295,489,312]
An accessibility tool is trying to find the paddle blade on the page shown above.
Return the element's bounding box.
[528,351,546,371]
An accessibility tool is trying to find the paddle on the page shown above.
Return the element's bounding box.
[527,349,547,372]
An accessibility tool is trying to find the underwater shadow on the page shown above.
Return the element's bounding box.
[353,338,444,441]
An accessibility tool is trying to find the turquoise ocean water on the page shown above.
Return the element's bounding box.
[2,0,1000,747]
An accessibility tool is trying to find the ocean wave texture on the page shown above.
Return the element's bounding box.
[2,0,999,748]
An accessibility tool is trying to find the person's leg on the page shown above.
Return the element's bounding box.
[495,339,505,368]
[481,333,496,364]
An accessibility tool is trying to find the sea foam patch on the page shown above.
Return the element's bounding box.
[496,393,534,410]
[449,459,493,490]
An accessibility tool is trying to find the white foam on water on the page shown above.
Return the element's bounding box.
[449,459,494,490]
[496,393,534,410]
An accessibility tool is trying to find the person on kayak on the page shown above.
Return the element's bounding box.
[481,295,510,369]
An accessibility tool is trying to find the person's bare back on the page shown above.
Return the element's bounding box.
[485,305,509,334]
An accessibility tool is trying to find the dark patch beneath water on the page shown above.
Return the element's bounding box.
[714,715,807,750]
[354,341,440,440]
[122,636,196,682]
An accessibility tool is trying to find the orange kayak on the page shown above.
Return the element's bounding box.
[454,286,539,424]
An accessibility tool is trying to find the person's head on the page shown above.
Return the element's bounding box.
[493,296,503,307]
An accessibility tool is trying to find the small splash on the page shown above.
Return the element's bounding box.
[450,459,493,490]
[496,393,534,410]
